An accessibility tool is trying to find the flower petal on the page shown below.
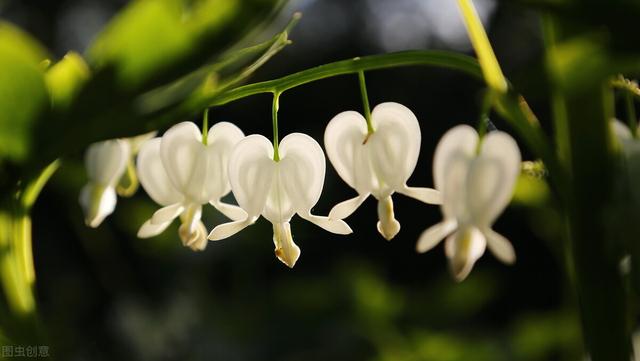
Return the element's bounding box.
[368,102,422,192]
[466,131,521,226]
[433,125,478,219]
[137,218,173,238]
[160,122,203,194]
[398,185,442,205]
[484,227,516,264]
[299,213,353,234]
[273,222,300,268]
[612,119,633,141]
[328,193,370,220]
[150,203,185,225]
[179,220,208,251]
[324,110,377,194]
[376,196,400,240]
[79,184,117,228]
[207,217,257,241]
[445,226,486,282]
[210,199,248,221]
[185,122,245,203]
[228,134,275,218]
[85,139,130,186]
[278,133,326,214]
[127,131,157,153]
[416,219,458,253]
[137,138,183,206]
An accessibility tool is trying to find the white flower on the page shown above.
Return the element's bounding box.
[324,102,441,240]
[80,139,131,227]
[136,121,245,251]
[208,133,352,268]
[416,125,521,281]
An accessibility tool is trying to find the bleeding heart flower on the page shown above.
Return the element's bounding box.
[416,125,520,281]
[136,121,245,251]
[79,139,131,227]
[324,102,441,240]
[208,133,352,267]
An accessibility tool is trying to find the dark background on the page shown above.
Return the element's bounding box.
[1,0,578,360]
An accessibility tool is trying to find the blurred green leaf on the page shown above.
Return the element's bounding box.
[88,0,197,91]
[86,0,283,92]
[510,311,581,360]
[0,23,49,164]
[45,52,90,111]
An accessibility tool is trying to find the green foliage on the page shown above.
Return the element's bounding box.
[0,24,49,164]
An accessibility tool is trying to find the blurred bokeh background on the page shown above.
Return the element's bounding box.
[1,0,580,360]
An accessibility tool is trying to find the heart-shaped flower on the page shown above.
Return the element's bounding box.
[324,102,441,240]
[208,133,352,267]
[136,121,245,251]
[416,125,520,281]
[79,139,131,227]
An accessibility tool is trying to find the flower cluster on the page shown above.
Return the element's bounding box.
[80,102,521,280]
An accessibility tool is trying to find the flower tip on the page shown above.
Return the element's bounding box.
[376,219,400,241]
[450,261,472,282]
[273,222,300,268]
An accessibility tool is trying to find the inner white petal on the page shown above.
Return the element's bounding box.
[272,222,301,268]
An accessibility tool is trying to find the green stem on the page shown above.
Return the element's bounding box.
[205,50,483,106]
[0,160,59,342]
[545,15,631,361]
[477,89,495,133]
[625,91,637,136]
[202,108,209,145]
[358,70,374,134]
[272,91,281,161]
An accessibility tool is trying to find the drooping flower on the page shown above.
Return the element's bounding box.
[136,121,245,251]
[416,125,521,281]
[208,133,352,267]
[324,102,441,240]
[80,132,157,228]
[80,139,131,227]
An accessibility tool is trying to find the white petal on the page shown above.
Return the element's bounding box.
[79,184,117,228]
[127,131,157,153]
[277,133,326,213]
[433,125,478,219]
[185,122,245,203]
[324,110,378,194]
[208,217,257,240]
[178,204,202,235]
[228,135,275,218]
[416,219,458,253]
[445,226,486,282]
[273,222,300,268]
[210,199,248,221]
[368,102,422,191]
[179,220,208,251]
[466,131,521,226]
[398,185,442,205]
[611,119,633,140]
[85,139,130,186]
[137,218,173,238]
[159,122,204,194]
[376,196,401,240]
[299,213,353,234]
[328,193,370,220]
[150,203,185,225]
[484,227,516,264]
[137,138,183,206]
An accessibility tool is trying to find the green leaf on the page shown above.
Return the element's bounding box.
[87,0,195,91]
[0,23,49,164]
[44,52,90,111]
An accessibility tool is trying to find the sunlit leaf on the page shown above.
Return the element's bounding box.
[45,52,90,111]
[0,23,49,164]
